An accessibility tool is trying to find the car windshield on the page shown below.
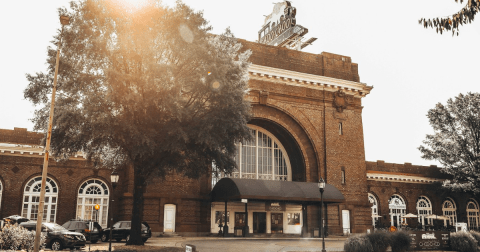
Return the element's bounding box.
[43,223,68,231]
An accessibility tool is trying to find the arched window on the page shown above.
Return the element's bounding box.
[389,195,406,228]
[442,198,457,227]
[368,193,379,228]
[22,177,58,222]
[467,199,480,230]
[416,196,432,226]
[76,179,109,228]
[212,125,291,185]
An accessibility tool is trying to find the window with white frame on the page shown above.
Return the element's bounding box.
[442,198,457,227]
[368,193,379,228]
[76,179,109,228]
[212,125,291,186]
[416,196,432,226]
[389,194,406,227]
[467,199,480,230]
[22,177,58,222]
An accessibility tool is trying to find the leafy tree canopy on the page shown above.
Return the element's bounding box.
[24,0,252,244]
[419,0,479,36]
[419,93,480,194]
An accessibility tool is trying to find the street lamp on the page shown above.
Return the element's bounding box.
[34,15,70,252]
[109,170,120,252]
[318,178,326,252]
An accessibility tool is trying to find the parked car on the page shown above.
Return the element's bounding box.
[101,221,151,242]
[20,221,86,250]
[62,219,103,243]
[2,215,30,227]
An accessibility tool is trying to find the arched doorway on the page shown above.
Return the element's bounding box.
[416,196,432,227]
[467,199,480,230]
[368,193,379,228]
[76,179,110,228]
[442,198,457,227]
[389,195,406,227]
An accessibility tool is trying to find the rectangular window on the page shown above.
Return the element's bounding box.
[341,167,346,184]
[339,122,343,135]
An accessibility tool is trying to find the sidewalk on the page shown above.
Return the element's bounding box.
[86,236,349,252]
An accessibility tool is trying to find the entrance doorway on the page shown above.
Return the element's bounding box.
[271,213,283,233]
[342,210,350,235]
[164,204,176,233]
[253,212,266,233]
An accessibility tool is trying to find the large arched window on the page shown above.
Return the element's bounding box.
[76,179,109,228]
[212,125,291,185]
[442,198,457,227]
[22,177,58,222]
[368,193,379,228]
[467,199,480,230]
[416,196,432,226]
[389,195,406,227]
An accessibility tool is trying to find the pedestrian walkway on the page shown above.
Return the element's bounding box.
[84,236,349,252]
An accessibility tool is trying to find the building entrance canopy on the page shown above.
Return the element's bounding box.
[210,178,345,203]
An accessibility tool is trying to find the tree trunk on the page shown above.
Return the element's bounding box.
[127,166,145,245]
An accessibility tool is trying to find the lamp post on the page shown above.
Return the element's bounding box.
[318,178,326,252]
[33,15,69,252]
[109,170,120,252]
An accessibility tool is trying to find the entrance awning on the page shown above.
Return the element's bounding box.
[210,178,345,203]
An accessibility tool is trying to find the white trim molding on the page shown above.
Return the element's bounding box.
[248,64,373,98]
[366,171,444,184]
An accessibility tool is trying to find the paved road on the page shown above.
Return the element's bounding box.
[81,237,348,252]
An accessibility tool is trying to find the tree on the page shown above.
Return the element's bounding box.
[419,0,479,36]
[24,0,252,245]
[419,93,480,194]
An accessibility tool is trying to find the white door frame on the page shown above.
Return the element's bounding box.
[164,204,176,233]
[342,210,350,234]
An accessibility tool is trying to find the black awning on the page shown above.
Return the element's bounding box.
[210,178,345,203]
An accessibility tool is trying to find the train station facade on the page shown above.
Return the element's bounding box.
[1,1,480,237]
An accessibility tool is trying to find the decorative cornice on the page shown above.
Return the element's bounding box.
[248,64,373,98]
[367,171,443,184]
[0,143,85,159]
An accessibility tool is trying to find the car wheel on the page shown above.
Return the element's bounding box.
[101,234,108,242]
[115,238,122,242]
[126,234,130,242]
[91,239,98,244]
[51,239,63,251]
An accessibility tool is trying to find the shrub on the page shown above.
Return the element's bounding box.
[367,231,391,252]
[344,235,373,252]
[0,224,46,251]
[470,231,480,246]
[390,231,411,252]
[450,231,478,252]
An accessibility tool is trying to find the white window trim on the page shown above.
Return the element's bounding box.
[442,197,457,227]
[467,199,480,230]
[388,194,406,227]
[368,193,378,228]
[213,125,292,185]
[416,196,432,226]
[76,179,110,228]
[22,176,58,223]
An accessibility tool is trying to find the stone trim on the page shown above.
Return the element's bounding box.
[248,64,373,98]
[366,172,443,184]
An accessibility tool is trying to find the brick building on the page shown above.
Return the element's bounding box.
[1,38,479,237]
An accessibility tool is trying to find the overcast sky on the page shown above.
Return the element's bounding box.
[1,0,479,167]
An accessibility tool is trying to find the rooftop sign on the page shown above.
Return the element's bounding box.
[258,1,316,50]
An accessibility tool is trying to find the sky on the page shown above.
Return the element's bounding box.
[1,0,479,167]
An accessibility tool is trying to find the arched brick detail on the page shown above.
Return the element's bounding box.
[251,104,319,182]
